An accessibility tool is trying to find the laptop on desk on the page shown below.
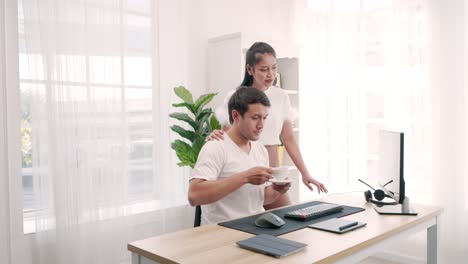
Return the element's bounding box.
[236,234,307,258]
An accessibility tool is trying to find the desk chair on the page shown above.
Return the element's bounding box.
[194,205,201,227]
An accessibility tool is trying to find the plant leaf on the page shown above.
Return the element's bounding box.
[196,108,212,121]
[171,139,191,151]
[170,125,197,142]
[175,150,195,168]
[169,86,220,168]
[171,140,196,168]
[174,86,194,104]
[210,115,221,130]
[177,161,195,168]
[192,136,205,159]
[169,113,198,130]
[194,93,217,113]
[172,102,196,114]
[199,123,211,137]
[197,112,212,134]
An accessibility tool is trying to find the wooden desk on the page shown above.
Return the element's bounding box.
[128,194,443,264]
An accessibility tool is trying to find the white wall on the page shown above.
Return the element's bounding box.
[184,0,297,98]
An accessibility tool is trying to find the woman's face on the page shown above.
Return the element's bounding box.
[247,53,277,90]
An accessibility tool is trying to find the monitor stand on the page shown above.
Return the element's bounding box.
[373,197,418,215]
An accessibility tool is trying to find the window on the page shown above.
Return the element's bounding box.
[19,0,158,229]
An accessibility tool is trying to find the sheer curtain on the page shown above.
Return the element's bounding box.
[1,0,22,262]
[294,0,467,261]
[295,0,431,198]
[1,1,12,262]
[428,0,468,261]
[15,0,192,263]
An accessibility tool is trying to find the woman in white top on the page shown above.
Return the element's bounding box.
[210,42,328,209]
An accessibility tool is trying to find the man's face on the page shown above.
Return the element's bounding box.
[234,103,269,141]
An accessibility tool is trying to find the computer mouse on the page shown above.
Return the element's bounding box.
[254,212,285,228]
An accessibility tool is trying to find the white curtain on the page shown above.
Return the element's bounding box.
[294,0,467,261]
[1,0,21,263]
[428,0,468,261]
[296,0,431,198]
[12,0,193,263]
[1,1,12,261]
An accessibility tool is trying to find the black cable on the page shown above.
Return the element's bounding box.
[358,179,376,191]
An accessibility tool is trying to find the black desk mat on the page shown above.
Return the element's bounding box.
[218,201,365,236]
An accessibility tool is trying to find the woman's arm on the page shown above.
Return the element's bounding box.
[280,120,328,193]
[264,183,291,205]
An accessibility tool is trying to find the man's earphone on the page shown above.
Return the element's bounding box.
[358,179,397,206]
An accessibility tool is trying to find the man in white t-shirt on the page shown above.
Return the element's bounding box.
[188,87,291,225]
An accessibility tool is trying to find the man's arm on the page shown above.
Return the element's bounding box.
[188,166,272,206]
[188,173,246,206]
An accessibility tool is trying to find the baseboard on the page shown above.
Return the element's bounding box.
[372,250,425,264]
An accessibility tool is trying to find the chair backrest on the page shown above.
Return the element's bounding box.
[194,205,201,227]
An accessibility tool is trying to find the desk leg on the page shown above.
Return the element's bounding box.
[132,253,140,264]
[427,216,439,264]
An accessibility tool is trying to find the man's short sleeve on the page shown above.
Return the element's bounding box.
[190,141,225,181]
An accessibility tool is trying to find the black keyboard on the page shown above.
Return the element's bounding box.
[284,203,344,221]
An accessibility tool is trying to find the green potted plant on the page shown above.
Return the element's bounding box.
[169,86,221,167]
[169,86,221,226]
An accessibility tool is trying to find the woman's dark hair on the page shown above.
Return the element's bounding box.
[240,42,277,87]
[228,86,271,124]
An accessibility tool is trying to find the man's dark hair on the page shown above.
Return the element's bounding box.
[228,86,271,124]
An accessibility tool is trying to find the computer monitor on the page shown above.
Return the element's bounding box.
[378,130,405,204]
